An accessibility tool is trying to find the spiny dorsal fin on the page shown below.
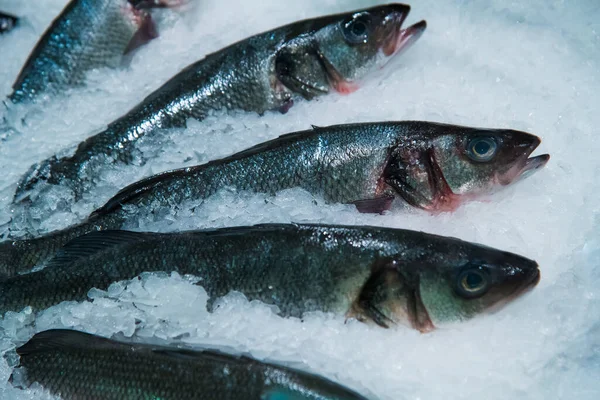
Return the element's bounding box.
[17,330,123,356]
[45,230,159,268]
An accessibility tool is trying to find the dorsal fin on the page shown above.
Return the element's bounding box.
[45,230,158,268]
[17,330,125,356]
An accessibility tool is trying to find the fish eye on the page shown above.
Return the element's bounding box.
[466,137,498,162]
[455,269,489,298]
[342,13,371,44]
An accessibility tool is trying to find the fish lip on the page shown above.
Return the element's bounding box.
[496,137,550,185]
[517,154,550,181]
[383,19,427,57]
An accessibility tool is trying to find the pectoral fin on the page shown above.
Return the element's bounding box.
[345,258,403,328]
[352,195,394,214]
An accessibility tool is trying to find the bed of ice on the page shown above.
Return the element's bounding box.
[0,0,598,398]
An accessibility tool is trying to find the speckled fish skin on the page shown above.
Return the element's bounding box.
[0,121,549,277]
[0,224,540,331]
[8,0,163,104]
[12,4,426,204]
[12,329,368,400]
[0,11,18,34]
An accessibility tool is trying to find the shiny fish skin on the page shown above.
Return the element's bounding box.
[0,121,549,277]
[12,4,426,205]
[8,0,164,104]
[12,329,369,400]
[0,224,540,330]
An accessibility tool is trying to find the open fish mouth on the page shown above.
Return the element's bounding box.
[497,153,550,185]
[496,135,550,185]
[516,154,550,182]
[383,19,427,57]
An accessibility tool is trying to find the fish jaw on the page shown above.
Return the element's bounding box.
[496,153,550,186]
[383,19,428,57]
[484,265,541,315]
[494,134,550,185]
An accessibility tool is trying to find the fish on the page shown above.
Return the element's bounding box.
[0,11,18,34]
[0,224,541,331]
[12,329,369,400]
[7,0,180,104]
[0,121,550,278]
[12,4,427,205]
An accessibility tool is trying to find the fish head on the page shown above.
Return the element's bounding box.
[356,237,540,332]
[415,240,541,330]
[382,122,550,212]
[275,4,426,98]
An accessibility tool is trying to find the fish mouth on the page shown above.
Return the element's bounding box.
[486,264,541,315]
[496,137,550,185]
[514,154,550,183]
[382,19,427,57]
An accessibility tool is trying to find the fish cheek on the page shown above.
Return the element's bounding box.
[418,271,485,325]
[312,26,377,84]
[432,137,494,195]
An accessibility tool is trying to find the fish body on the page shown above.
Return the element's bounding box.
[0,121,549,277]
[13,4,426,203]
[8,0,171,104]
[0,11,18,34]
[0,224,540,330]
[12,329,368,400]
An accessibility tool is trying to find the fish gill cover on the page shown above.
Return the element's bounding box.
[0,0,598,399]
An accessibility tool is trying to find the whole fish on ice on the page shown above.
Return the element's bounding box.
[0,121,549,277]
[12,329,369,399]
[12,4,427,206]
[0,224,540,331]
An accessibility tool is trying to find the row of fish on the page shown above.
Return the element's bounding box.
[0,1,550,399]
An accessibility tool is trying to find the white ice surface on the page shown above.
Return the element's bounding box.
[0,0,599,399]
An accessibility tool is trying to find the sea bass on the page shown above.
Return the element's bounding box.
[0,224,540,331]
[0,121,549,277]
[0,11,18,34]
[12,329,368,400]
[7,0,179,104]
[13,4,426,204]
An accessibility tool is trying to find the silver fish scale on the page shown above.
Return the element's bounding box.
[9,0,139,103]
